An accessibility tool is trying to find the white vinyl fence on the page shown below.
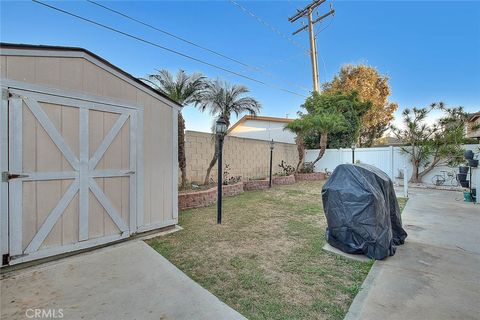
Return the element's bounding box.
[305,144,480,193]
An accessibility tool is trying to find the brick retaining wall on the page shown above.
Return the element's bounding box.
[222,181,245,197]
[243,179,270,191]
[295,172,326,181]
[178,182,244,210]
[179,174,324,211]
[272,175,296,185]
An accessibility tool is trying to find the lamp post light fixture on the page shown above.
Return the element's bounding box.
[215,116,228,224]
[351,143,356,164]
[269,139,275,188]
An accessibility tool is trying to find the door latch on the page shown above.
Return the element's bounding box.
[2,172,29,182]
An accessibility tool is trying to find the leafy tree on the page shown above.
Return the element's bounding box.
[196,80,261,185]
[300,92,371,149]
[286,93,347,169]
[146,70,206,189]
[323,64,398,147]
[391,103,469,183]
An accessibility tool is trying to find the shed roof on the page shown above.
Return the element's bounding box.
[0,42,182,108]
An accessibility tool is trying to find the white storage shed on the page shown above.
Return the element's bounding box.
[0,43,180,266]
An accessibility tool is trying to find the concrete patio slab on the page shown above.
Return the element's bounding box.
[322,243,371,262]
[346,188,480,320]
[1,240,245,320]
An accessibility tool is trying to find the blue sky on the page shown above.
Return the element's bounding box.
[1,0,479,132]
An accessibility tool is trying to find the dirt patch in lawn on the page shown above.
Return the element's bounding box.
[147,181,407,320]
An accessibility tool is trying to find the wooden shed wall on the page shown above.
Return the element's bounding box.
[0,53,178,231]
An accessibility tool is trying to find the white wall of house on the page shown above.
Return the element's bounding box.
[229,119,296,144]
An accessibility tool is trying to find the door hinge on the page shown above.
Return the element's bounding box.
[2,253,10,266]
[2,172,29,182]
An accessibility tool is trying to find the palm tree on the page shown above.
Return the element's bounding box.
[195,80,261,185]
[284,123,306,172]
[146,70,206,189]
[286,113,346,169]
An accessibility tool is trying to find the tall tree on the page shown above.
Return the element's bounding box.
[300,92,371,149]
[284,122,305,171]
[286,93,347,169]
[146,70,206,189]
[323,64,398,147]
[196,80,261,185]
[391,103,468,183]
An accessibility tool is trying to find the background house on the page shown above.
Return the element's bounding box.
[227,115,296,144]
[373,135,404,147]
[466,112,480,141]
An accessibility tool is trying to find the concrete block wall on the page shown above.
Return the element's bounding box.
[184,131,299,184]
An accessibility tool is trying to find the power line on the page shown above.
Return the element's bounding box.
[259,51,309,69]
[87,0,249,68]
[315,13,335,36]
[32,0,307,98]
[228,0,316,87]
[229,0,308,52]
[318,48,328,85]
[86,0,310,93]
[315,14,334,84]
[288,0,335,92]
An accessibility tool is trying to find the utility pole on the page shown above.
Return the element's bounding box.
[289,0,335,93]
[307,6,320,92]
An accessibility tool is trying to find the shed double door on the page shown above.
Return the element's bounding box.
[1,87,143,264]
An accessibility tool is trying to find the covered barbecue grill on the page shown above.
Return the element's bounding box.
[321,163,407,260]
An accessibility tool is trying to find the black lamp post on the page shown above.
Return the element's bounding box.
[351,143,356,164]
[269,139,275,188]
[215,116,227,224]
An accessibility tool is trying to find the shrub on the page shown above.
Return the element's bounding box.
[278,160,295,176]
[223,164,242,185]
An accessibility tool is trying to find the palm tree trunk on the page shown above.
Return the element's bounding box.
[311,133,328,168]
[204,139,219,186]
[204,118,230,186]
[178,112,187,189]
[295,135,305,171]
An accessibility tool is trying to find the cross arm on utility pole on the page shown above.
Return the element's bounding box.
[288,0,326,22]
[292,8,335,35]
[288,0,335,93]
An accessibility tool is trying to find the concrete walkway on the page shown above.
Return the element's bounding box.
[1,241,245,320]
[346,188,480,320]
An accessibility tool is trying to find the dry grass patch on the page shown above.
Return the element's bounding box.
[147,181,407,320]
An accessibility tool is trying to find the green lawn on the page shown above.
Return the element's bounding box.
[148,181,407,320]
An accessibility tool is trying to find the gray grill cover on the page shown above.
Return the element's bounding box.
[322,163,407,260]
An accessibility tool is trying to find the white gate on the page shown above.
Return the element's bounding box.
[1,86,143,265]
